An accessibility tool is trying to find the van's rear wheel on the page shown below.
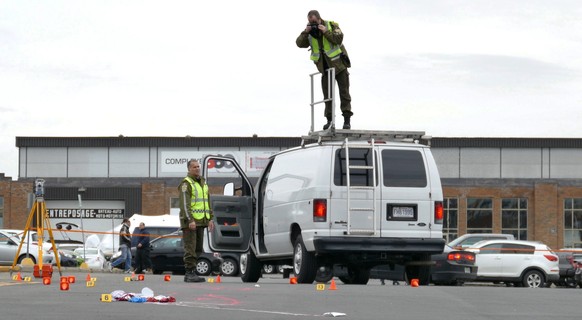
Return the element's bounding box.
[293,235,317,283]
[338,267,370,285]
[240,251,262,283]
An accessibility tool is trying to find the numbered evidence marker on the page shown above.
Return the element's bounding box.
[23,277,32,282]
[316,283,326,291]
[100,294,112,303]
[86,281,95,287]
[124,277,132,282]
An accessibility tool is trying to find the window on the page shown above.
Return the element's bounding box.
[502,243,534,255]
[501,198,528,240]
[381,150,427,188]
[170,197,180,209]
[443,198,458,243]
[0,196,3,228]
[466,198,493,233]
[334,148,376,187]
[479,243,503,254]
[564,198,582,248]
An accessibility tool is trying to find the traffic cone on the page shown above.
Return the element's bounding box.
[328,279,337,290]
[410,279,419,287]
[289,277,297,284]
[216,275,221,283]
[16,272,23,281]
[86,274,91,282]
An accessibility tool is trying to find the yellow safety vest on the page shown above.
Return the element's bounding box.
[308,20,342,62]
[184,176,210,220]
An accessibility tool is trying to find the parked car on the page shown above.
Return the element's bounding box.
[447,233,515,250]
[0,229,54,251]
[0,230,55,265]
[551,249,582,287]
[73,247,107,270]
[466,240,560,288]
[128,231,240,276]
[370,233,514,285]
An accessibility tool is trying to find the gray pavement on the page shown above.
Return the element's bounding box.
[1,270,581,320]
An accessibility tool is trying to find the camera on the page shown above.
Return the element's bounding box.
[309,23,320,37]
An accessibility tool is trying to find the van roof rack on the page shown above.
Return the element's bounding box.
[301,129,431,146]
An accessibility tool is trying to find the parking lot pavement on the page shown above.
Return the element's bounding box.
[1,271,581,320]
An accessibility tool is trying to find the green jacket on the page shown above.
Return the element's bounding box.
[178,175,213,229]
[296,20,350,74]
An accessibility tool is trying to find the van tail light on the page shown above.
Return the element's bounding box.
[544,254,558,262]
[435,201,444,224]
[313,199,327,222]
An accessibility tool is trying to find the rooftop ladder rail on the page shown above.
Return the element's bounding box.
[345,137,377,235]
[309,68,336,134]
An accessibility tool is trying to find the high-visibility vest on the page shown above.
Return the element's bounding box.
[308,20,342,62]
[184,176,210,220]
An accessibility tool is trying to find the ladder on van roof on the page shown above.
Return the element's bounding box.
[344,137,377,235]
[304,68,432,145]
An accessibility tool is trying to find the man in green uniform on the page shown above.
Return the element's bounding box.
[179,159,215,282]
[296,9,353,130]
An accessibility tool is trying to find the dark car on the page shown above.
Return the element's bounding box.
[370,249,477,286]
[551,250,582,287]
[370,234,514,285]
[135,231,240,276]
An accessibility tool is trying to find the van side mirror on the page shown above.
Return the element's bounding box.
[223,182,235,196]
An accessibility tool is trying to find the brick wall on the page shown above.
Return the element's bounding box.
[141,182,168,215]
[0,180,33,229]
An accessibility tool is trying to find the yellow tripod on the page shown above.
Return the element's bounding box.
[10,179,62,277]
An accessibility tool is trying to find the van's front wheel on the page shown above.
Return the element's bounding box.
[293,235,317,283]
[240,251,262,283]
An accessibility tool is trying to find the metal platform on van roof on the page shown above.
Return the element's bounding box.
[301,129,432,145]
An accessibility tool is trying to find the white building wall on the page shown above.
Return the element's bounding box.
[501,149,542,178]
[549,149,582,178]
[460,148,501,178]
[431,148,460,178]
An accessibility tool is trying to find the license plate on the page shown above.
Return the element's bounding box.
[392,207,414,218]
[465,267,470,273]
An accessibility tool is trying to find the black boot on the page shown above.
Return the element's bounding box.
[322,116,332,130]
[184,269,205,283]
[343,116,351,129]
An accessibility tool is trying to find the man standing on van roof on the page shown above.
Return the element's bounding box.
[296,9,352,130]
[179,159,215,283]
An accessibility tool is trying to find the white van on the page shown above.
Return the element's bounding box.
[206,130,445,284]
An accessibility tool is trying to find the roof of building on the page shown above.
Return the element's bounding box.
[15,136,582,148]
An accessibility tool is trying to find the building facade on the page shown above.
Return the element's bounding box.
[1,136,582,249]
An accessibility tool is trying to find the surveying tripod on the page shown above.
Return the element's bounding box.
[10,179,62,277]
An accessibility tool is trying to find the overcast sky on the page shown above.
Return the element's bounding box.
[1,0,582,179]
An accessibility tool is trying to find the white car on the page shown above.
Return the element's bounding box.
[467,239,560,288]
[0,229,54,251]
[74,247,107,270]
[0,230,54,265]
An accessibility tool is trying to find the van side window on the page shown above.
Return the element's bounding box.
[334,148,376,186]
[381,150,427,188]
